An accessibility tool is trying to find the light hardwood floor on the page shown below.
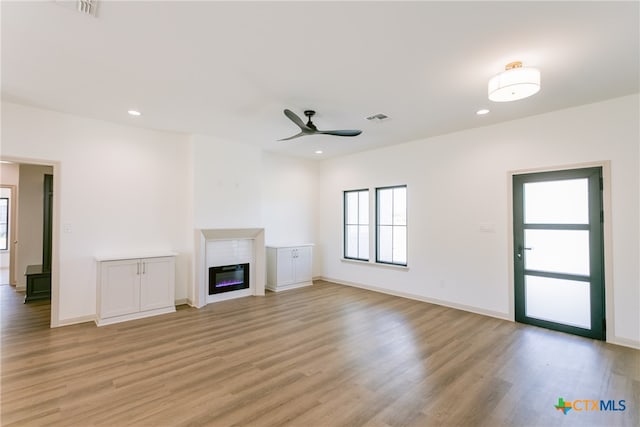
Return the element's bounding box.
[1,281,638,427]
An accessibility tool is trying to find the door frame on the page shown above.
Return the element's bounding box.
[507,161,614,341]
[0,184,18,286]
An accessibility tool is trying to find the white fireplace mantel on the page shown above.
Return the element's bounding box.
[193,228,266,308]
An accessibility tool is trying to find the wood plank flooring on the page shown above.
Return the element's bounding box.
[1,281,638,427]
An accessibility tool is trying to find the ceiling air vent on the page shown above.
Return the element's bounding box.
[77,0,97,17]
[366,113,390,122]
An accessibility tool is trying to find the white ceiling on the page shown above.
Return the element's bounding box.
[2,1,638,159]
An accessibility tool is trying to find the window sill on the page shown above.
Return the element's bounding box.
[340,258,409,271]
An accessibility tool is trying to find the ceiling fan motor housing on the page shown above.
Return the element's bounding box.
[304,110,317,129]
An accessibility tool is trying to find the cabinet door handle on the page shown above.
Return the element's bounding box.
[142,262,146,274]
[137,262,140,275]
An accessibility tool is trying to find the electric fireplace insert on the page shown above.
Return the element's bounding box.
[209,263,249,295]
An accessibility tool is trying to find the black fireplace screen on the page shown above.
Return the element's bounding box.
[209,263,249,295]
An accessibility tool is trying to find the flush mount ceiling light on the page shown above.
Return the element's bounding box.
[127,110,141,116]
[488,61,540,102]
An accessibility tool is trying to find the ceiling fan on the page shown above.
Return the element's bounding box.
[278,109,362,141]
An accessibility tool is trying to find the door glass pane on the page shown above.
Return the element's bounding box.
[524,178,589,224]
[525,275,591,329]
[358,225,369,259]
[524,230,590,276]
[378,225,392,262]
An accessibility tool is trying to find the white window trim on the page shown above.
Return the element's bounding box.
[340,257,410,271]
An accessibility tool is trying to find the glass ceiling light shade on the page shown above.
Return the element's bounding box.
[488,61,540,102]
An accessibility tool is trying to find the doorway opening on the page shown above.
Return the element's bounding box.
[0,160,58,328]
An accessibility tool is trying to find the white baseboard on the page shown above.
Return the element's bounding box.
[174,298,189,306]
[95,306,176,327]
[187,299,204,308]
[55,314,97,328]
[608,336,640,350]
[266,281,312,292]
[319,276,511,321]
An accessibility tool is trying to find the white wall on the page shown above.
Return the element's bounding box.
[0,163,20,184]
[261,152,320,276]
[192,134,263,229]
[191,136,320,276]
[1,102,192,324]
[318,95,639,347]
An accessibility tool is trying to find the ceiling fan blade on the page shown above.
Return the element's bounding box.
[283,109,312,131]
[318,129,362,137]
[278,131,306,141]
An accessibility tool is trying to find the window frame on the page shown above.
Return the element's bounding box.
[343,189,370,261]
[375,185,408,266]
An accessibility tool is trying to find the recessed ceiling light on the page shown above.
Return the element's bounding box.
[314,150,323,155]
[476,109,490,115]
[127,110,142,116]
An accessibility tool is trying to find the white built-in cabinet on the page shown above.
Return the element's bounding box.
[96,253,176,326]
[266,245,313,292]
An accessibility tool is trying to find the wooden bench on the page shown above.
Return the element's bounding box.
[24,264,51,303]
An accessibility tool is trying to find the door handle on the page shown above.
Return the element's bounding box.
[516,245,533,260]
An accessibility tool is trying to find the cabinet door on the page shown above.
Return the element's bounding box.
[100,260,140,318]
[276,248,296,285]
[294,246,313,283]
[140,257,175,311]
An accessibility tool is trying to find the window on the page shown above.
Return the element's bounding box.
[344,189,369,261]
[0,198,8,251]
[376,186,407,265]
